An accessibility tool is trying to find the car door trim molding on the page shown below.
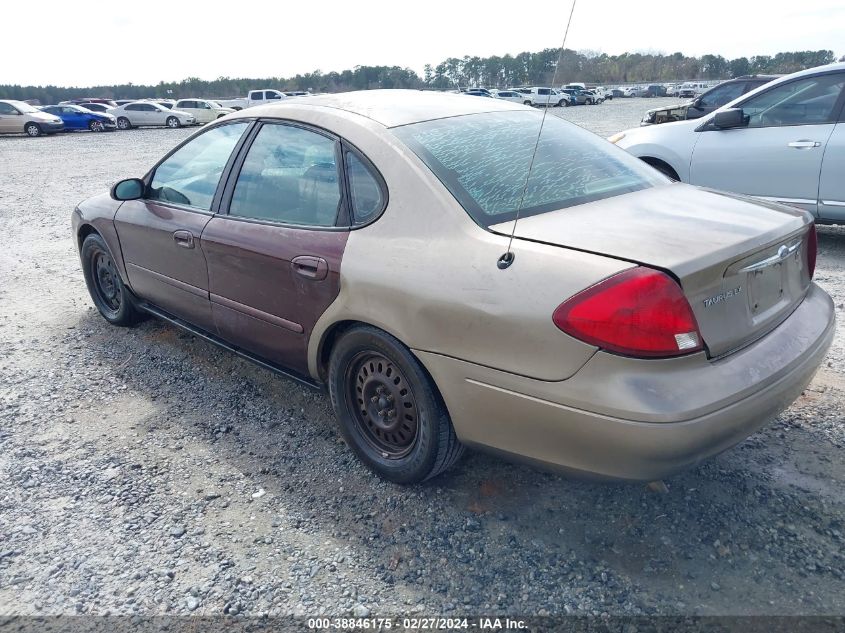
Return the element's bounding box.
[210,292,304,334]
[757,196,817,205]
[126,263,207,298]
[820,199,845,207]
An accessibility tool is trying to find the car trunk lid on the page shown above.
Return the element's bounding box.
[490,183,814,358]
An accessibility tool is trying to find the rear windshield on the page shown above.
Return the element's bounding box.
[393,111,665,226]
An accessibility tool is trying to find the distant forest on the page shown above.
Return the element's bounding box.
[1,48,841,104]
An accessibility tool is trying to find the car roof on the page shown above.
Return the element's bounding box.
[244,89,526,127]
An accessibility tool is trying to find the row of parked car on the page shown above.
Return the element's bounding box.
[458,85,609,107]
[0,97,242,136]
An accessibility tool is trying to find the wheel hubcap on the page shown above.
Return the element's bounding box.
[346,353,418,458]
[93,251,121,312]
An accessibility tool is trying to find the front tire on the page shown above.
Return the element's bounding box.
[25,123,41,137]
[88,120,105,132]
[166,116,181,128]
[329,326,464,483]
[117,117,131,130]
[80,233,145,326]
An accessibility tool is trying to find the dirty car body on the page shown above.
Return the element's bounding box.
[72,90,834,483]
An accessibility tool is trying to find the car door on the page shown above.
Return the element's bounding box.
[0,102,18,132]
[200,121,354,375]
[818,120,845,223]
[689,72,845,214]
[63,106,86,130]
[176,100,196,121]
[114,121,251,329]
[123,104,143,125]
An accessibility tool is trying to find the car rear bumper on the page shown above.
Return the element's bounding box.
[415,284,835,480]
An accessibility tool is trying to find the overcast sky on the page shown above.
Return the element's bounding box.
[5,0,844,87]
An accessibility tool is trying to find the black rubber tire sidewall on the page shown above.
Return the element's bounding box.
[80,233,141,326]
[329,327,451,484]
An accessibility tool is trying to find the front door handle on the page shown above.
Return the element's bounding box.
[173,230,194,248]
[787,140,821,149]
[291,255,328,281]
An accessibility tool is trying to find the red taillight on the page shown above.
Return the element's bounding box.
[806,223,817,279]
[553,267,704,358]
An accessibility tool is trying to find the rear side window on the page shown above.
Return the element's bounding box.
[346,152,385,224]
[394,111,665,227]
[148,122,248,210]
[229,123,342,226]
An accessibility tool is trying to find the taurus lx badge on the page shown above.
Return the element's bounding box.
[703,286,743,308]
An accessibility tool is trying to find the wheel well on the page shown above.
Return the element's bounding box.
[77,224,99,250]
[640,157,680,181]
[317,320,366,381]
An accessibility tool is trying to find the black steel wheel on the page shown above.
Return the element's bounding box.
[329,326,464,483]
[80,233,145,326]
[346,352,419,458]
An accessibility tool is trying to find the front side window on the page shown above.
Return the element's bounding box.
[394,111,665,227]
[346,152,385,224]
[229,123,342,226]
[148,122,248,210]
[126,104,142,111]
[698,82,746,108]
[739,74,845,128]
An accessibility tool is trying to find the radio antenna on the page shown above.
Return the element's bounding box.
[497,0,578,270]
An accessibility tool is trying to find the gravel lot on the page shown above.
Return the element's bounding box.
[1,97,844,619]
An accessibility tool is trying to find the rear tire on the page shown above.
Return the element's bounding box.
[25,123,41,137]
[80,233,145,326]
[329,326,464,483]
[117,117,131,130]
[166,116,180,128]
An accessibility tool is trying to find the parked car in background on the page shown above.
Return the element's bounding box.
[60,98,117,107]
[523,87,563,107]
[677,82,708,98]
[0,99,64,136]
[108,102,196,129]
[218,89,287,111]
[613,63,845,224]
[610,88,626,98]
[173,99,235,124]
[581,90,604,104]
[284,91,310,97]
[41,104,117,132]
[641,76,778,126]
[645,84,667,97]
[76,102,113,114]
[463,89,492,98]
[114,100,135,106]
[491,90,527,104]
[72,89,832,484]
[559,88,587,105]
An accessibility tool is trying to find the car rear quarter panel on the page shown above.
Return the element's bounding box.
[271,107,634,382]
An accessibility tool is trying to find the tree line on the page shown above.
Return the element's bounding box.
[1,49,840,104]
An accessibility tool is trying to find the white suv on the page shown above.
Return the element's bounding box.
[612,63,845,224]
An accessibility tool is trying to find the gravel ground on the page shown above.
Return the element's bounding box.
[1,98,844,619]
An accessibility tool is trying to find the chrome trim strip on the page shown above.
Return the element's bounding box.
[738,240,802,273]
[820,200,845,207]
[757,196,817,205]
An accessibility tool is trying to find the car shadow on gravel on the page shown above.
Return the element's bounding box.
[64,307,845,616]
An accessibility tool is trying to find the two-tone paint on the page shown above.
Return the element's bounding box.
[73,90,835,480]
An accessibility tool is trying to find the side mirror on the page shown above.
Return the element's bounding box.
[111,178,145,201]
[691,97,702,108]
[713,108,746,130]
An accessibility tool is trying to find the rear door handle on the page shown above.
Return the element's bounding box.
[291,255,328,281]
[787,140,821,149]
[173,230,194,248]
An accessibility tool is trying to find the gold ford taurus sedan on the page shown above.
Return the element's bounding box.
[71,90,835,483]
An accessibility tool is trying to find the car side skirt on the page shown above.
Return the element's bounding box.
[138,301,322,390]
